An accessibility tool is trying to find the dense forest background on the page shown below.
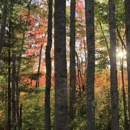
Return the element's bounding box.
[0,0,130,130]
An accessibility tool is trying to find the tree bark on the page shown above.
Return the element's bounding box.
[45,0,52,129]
[0,0,8,58]
[125,0,130,129]
[54,0,68,129]
[69,0,76,125]
[85,0,96,129]
[109,0,119,129]
[12,54,17,130]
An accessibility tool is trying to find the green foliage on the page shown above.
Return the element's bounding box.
[69,86,128,130]
[95,87,111,130]
[69,93,87,130]
[96,50,109,70]
[0,102,7,129]
[22,93,44,130]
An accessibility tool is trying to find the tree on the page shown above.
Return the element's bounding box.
[85,0,96,129]
[45,0,53,129]
[109,0,119,129]
[69,0,76,126]
[120,52,128,130]
[12,54,17,130]
[54,0,68,129]
[0,0,8,58]
[125,0,130,129]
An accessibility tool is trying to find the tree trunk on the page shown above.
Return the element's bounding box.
[7,22,11,130]
[12,54,16,130]
[125,0,130,129]
[54,0,68,129]
[0,0,8,58]
[8,49,11,130]
[36,44,43,89]
[45,0,52,129]
[85,0,96,129]
[69,0,76,125]
[120,57,128,130]
[19,104,22,130]
[109,0,119,129]
[75,51,82,96]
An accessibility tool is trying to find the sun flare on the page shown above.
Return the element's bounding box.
[117,50,126,58]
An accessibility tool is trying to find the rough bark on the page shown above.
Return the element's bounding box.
[85,0,96,129]
[45,0,52,129]
[54,0,68,129]
[0,0,8,57]
[69,0,76,125]
[109,0,119,129]
[125,0,130,129]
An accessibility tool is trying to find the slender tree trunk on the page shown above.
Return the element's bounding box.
[120,57,128,130]
[36,44,43,89]
[16,73,20,130]
[8,49,11,130]
[54,0,68,129]
[0,0,8,57]
[12,54,16,130]
[69,0,76,125]
[125,0,130,129]
[116,27,126,51]
[109,0,119,129]
[45,0,52,129]
[19,104,22,130]
[75,52,82,96]
[7,22,11,130]
[85,0,96,129]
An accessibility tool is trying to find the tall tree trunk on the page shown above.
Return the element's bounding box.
[0,0,8,57]
[36,44,43,89]
[19,104,22,130]
[45,0,52,129]
[125,0,130,129]
[85,0,96,129]
[120,57,128,130]
[54,0,68,129]
[109,0,119,129]
[16,72,20,130]
[8,49,11,130]
[12,54,16,130]
[69,0,76,125]
[7,22,11,130]
[75,51,82,96]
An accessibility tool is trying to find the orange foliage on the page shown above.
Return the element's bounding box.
[76,0,84,12]
[95,69,110,89]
